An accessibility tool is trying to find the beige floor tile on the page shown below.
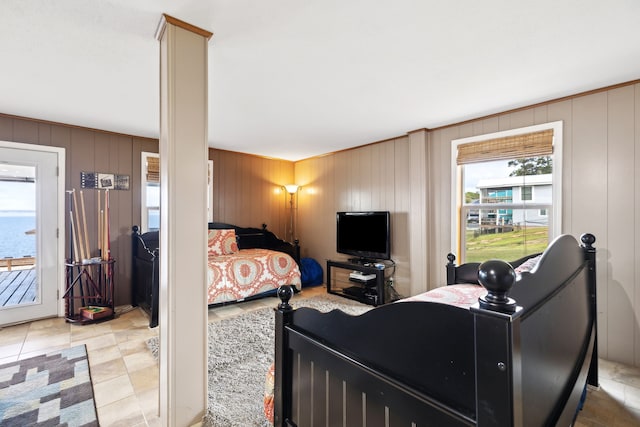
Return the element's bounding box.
[70,322,113,341]
[119,337,156,357]
[136,387,160,419]
[72,330,117,352]
[93,373,136,407]
[20,334,71,359]
[123,350,157,374]
[0,342,23,359]
[114,327,157,344]
[144,416,162,427]
[90,357,129,384]
[21,332,70,354]
[86,344,122,366]
[624,384,640,410]
[97,394,146,427]
[0,354,18,364]
[0,323,30,344]
[130,364,159,394]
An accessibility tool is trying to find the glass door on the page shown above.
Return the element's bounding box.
[0,143,62,325]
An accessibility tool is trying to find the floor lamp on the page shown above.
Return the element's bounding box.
[283,184,299,244]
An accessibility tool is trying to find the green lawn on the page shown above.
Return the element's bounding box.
[464,226,549,262]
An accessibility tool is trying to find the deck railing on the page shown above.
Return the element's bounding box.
[0,256,36,271]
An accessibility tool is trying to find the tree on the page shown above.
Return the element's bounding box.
[508,156,552,176]
[465,191,479,203]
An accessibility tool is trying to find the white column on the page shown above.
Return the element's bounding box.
[155,14,212,426]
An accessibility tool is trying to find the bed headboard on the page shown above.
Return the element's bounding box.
[446,251,542,285]
[207,222,300,264]
[131,223,299,263]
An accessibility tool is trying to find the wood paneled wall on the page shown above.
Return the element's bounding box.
[295,134,429,298]
[3,80,640,368]
[294,81,640,368]
[0,115,144,306]
[426,82,640,367]
[0,114,294,306]
[209,149,293,239]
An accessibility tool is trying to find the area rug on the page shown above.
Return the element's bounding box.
[0,344,98,427]
[147,293,371,427]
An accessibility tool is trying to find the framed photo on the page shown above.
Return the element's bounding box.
[98,173,115,189]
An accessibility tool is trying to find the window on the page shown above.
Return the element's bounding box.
[451,122,562,263]
[141,152,213,232]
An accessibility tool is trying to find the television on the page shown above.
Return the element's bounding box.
[336,211,391,261]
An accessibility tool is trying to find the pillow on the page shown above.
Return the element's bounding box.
[207,229,238,256]
[514,254,542,274]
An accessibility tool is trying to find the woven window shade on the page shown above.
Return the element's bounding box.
[457,129,553,165]
[146,156,159,183]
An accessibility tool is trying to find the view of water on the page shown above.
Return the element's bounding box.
[0,213,36,258]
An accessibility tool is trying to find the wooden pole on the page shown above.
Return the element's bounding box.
[72,190,86,261]
[70,215,80,263]
[104,190,110,260]
[100,210,105,260]
[80,190,90,260]
[98,190,102,257]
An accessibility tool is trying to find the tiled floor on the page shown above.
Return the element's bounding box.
[1,286,639,426]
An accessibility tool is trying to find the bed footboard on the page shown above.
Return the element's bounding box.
[275,233,597,427]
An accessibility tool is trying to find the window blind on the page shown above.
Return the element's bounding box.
[456,129,553,165]
[146,156,159,183]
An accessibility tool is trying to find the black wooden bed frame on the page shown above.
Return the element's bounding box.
[274,233,597,426]
[131,222,300,328]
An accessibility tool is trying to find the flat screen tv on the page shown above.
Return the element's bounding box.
[336,211,391,261]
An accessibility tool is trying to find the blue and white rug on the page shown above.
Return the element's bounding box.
[0,344,98,426]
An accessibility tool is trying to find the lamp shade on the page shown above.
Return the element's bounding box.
[284,184,299,194]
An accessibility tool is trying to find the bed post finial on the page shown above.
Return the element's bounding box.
[477,260,517,313]
[277,285,294,311]
[446,253,457,285]
[580,233,596,248]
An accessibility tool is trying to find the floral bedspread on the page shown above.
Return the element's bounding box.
[206,248,301,305]
[399,284,487,309]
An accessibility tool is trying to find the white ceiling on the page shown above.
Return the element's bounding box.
[2,1,639,161]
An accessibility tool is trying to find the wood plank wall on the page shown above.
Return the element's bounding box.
[209,148,293,239]
[294,81,640,368]
[0,114,294,306]
[2,80,640,368]
[295,135,429,298]
[427,82,640,367]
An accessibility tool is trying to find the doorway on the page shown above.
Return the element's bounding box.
[0,141,65,325]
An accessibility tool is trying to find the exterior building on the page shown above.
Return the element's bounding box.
[475,174,552,227]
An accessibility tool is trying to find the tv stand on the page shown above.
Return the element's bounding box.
[327,260,387,306]
[347,257,378,266]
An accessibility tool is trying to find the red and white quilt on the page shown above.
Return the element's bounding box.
[400,284,487,309]
[206,246,301,305]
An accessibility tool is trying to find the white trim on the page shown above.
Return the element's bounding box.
[141,152,213,232]
[450,121,563,258]
[0,140,65,320]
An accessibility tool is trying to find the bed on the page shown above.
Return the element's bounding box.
[273,233,597,426]
[131,222,301,328]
